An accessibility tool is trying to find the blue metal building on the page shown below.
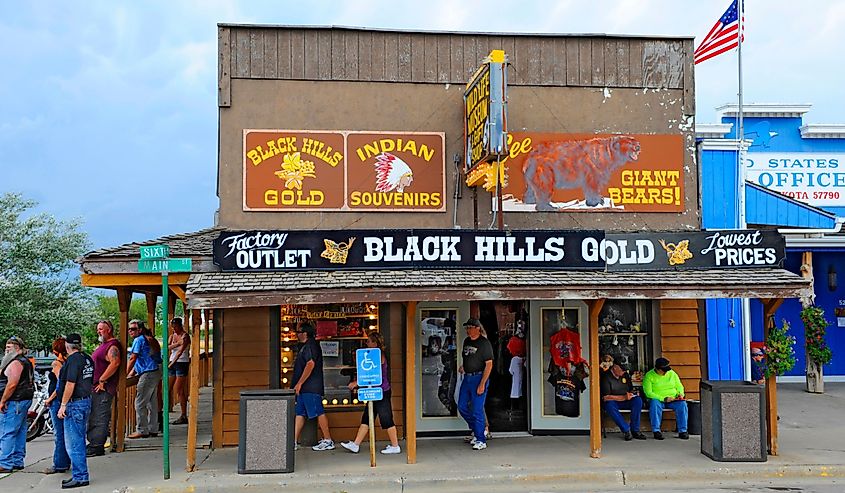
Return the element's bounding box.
[698,104,845,381]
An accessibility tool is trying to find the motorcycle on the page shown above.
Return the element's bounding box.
[26,371,53,442]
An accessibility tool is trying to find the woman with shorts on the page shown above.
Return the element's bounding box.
[340,331,401,455]
[167,317,190,425]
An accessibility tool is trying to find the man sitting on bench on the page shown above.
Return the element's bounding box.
[601,362,646,441]
[643,357,688,440]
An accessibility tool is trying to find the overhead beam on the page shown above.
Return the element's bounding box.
[81,273,190,288]
[170,285,187,304]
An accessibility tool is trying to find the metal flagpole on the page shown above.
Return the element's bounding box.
[736,0,753,381]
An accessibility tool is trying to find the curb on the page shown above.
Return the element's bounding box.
[130,463,845,493]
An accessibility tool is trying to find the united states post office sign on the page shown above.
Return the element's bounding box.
[243,130,445,212]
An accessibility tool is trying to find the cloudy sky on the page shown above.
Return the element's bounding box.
[2,0,843,251]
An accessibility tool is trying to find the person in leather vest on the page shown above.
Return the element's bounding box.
[0,336,34,473]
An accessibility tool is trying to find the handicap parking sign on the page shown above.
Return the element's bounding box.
[356,348,382,387]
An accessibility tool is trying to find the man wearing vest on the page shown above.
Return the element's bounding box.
[58,333,95,488]
[86,320,122,457]
[0,336,34,473]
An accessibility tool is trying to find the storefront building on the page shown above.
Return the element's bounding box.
[79,26,810,463]
[698,104,845,381]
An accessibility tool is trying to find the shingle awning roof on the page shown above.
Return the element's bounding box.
[79,227,225,261]
[185,268,810,308]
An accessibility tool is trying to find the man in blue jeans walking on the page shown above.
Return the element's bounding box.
[0,336,35,473]
[458,318,493,451]
[57,333,95,489]
[601,363,647,441]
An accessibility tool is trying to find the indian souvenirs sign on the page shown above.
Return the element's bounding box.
[469,133,685,212]
[243,130,445,212]
[213,229,785,272]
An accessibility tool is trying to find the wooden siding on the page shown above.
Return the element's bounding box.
[216,304,406,446]
[220,307,270,446]
[219,26,693,107]
[660,299,702,399]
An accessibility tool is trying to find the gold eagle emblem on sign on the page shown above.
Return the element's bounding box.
[659,239,693,266]
[321,237,356,264]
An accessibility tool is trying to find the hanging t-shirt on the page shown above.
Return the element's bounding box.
[549,329,584,368]
[462,336,493,374]
[509,356,524,398]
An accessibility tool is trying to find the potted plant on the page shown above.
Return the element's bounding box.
[800,306,833,393]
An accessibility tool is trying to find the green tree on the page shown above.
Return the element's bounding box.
[0,193,92,351]
[90,294,185,342]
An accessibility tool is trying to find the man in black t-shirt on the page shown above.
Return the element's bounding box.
[292,322,334,451]
[601,364,646,441]
[458,318,494,451]
[57,333,94,488]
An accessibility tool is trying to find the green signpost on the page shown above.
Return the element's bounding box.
[137,244,192,480]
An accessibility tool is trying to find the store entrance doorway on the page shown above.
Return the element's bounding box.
[479,301,529,434]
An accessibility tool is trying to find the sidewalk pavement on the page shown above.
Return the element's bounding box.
[3,383,844,492]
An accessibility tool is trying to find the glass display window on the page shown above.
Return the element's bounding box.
[541,307,584,418]
[419,308,459,418]
[597,300,653,386]
[280,302,379,409]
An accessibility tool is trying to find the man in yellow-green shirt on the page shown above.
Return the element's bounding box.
[642,357,688,441]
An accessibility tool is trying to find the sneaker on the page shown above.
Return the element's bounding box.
[42,467,69,474]
[623,431,633,441]
[171,416,188,425]
[340,441,360,453]
[632,431,647,440]
[294,443,301,451]
[485,431,493,440]
[678,432,690,440]
[312,439,335,451]
[381,444,401,455]
[463,434,474,443]
[471,441,487,451]
[653,431,664,440]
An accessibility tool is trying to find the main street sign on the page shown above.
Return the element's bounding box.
[138,258,193,273]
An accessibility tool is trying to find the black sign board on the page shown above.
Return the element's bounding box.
[212,229,786,272]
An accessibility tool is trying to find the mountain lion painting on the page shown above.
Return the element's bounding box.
[522,136,641,210]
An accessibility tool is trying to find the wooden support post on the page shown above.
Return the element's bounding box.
[763,298,784,456]
[205,309,212,386]
[115,287,132,453]
[146,292,157,335]
[211,309,223,449]
[589,298,606,459]
[405,301,417,464]
[186,309,202,471]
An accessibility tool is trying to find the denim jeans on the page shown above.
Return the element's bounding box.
[87,391,114,452]
[649,398,688,433]
[0,399,31,469]
[63,398,91,482]
[457,372,489,443]
[49,400,70,470]
[603,395,643,433]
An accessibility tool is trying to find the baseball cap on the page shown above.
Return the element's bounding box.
[65,333,83,345]
[463,318,482,328]
[654,357,671,371]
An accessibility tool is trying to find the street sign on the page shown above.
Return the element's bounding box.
[356,348,382,387]
[138,258,193,273]
[357,387,383,402]
[140,244,170,259]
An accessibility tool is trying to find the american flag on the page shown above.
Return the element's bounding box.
[694,0,744,64]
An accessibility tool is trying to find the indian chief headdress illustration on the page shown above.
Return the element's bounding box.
[374,152,414,193]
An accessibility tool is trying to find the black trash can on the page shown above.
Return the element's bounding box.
[238,389,296,473]
[687,399,701,436]
[699,380,766,462]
